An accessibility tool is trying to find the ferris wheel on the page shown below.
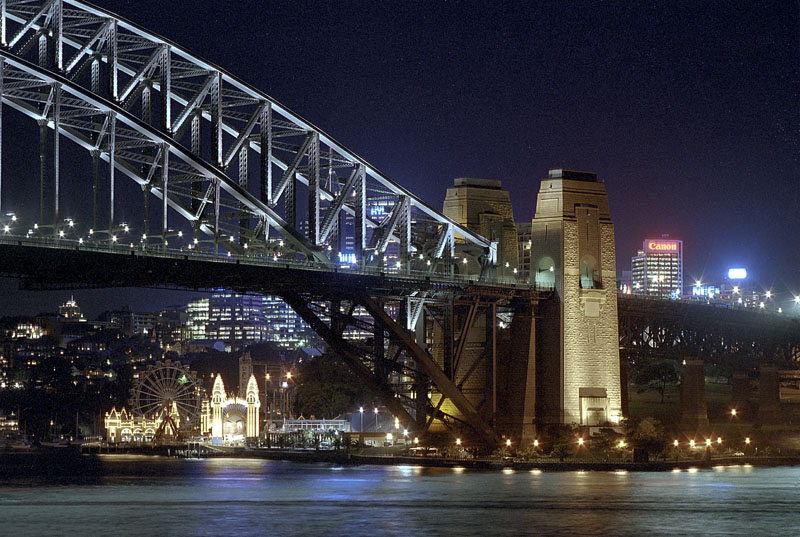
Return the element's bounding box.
[131,360,205,427]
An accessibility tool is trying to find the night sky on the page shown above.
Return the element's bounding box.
[1,0,798,317]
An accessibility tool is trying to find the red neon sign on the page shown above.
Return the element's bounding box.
[646,240,679,252]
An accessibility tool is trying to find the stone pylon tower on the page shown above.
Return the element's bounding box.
[530,169,622,426]
[246,374,261,438]
[211,374,225,439]
[443,177,519,278]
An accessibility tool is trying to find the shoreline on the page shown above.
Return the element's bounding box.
[4,445,798,473]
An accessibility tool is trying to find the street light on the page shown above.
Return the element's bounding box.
[359,407,364,432]
[506,439,512,448]
[374,407,378,431]
[456,438,462,446]
[673,439,679,447]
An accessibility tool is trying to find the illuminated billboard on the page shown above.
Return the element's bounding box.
[727,268,747,280]
[644,240,679,253]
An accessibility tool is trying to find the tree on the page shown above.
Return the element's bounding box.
[625,417,667,461]
[545,423,578,461]
[592,427,624,461]
[635,359,679,403]
[294,354,371,418]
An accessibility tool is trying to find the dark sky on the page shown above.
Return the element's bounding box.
[2,0,799,317]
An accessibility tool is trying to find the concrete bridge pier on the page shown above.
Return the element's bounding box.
[758,364,781,423]
[730,371,750,416]
[496,301,537,444]
[680,358,709,433]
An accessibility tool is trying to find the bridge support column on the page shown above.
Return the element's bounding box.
[497,301,537,444]
[679,358,709,433]
[758,364,781,423]
[619,357,629,418]
[38,119,47,225]
[0,58,3,214]
[730,371,750,416]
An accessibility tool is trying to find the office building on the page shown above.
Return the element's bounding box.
[631,236,683,299]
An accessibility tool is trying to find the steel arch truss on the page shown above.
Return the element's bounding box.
[279,289,503,445]
[1,0,495,273]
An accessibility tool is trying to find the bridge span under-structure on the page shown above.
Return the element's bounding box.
[617,296,800,417]
[0,1,797,446]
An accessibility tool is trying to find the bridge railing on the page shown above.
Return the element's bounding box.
[0,231,547,293]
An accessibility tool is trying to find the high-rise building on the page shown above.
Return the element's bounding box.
[185,298,209,341]
[631,236,683,299]
[185,292,268,345]
[263,296,319,349]
[205,291,268,343]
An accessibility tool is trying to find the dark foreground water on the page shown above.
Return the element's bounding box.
[1,455,799,536]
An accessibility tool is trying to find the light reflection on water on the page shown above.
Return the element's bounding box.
[1,456,799,536]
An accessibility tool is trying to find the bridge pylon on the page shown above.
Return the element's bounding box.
[529,169,623,427]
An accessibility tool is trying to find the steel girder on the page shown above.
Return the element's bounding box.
[280,290,504,445]
[0,50,323,259]
[1,0,496,274]
[618,296,800,366]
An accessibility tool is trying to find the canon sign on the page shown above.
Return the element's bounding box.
[646,240,679,252]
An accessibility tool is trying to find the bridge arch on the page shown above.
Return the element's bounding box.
[0,0,494,276]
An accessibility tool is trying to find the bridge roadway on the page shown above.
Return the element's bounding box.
[0,234,540,298]
[4,234,798,372]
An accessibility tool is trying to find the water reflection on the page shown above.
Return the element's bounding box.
[1,458,800,536]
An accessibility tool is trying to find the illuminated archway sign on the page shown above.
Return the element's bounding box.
[204,374,260,445]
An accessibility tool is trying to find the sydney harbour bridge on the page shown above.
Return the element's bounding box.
[0,1,797,446]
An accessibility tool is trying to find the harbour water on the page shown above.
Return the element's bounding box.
[1,455,798,536]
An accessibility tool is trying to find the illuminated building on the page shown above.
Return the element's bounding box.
[205,291,268,343]
[202,373,260,444]
[263,296,319,349]
[185,292,268,346]
[185,297,209,340]
[58,295,85,321]
[631,236,683,299]
[104,406,179,443]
